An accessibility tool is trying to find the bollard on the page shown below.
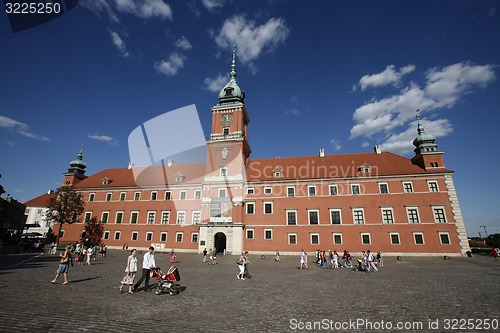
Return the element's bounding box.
[396,256,402,261]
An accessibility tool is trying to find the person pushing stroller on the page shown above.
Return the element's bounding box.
[133,246,156,292]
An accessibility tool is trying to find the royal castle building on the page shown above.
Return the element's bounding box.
[38,51,470,256]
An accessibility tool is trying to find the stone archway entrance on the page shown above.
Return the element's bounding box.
[214,232,227,254]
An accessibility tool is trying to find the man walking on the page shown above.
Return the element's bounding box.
[133,247,156,292]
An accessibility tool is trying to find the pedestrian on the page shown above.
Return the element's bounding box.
[243,251,251,278]
[102,244,107,258]
[212,250,218,264]
[300,249,308,269]
[170,249,176,263]
[275,249,281,262]
[203,248,207,263]
[377,251,384,266]
[367,250,378,272]
[51,245,71,285]
[333,250,339,268]
[86,246,92,265]
[133,246,156,292]
[236,253,245,280]
[491,248,499,261]
[119,249,138,294]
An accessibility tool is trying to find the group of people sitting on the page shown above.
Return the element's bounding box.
[314,249,383,270]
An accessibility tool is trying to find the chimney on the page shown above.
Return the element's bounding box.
[127,162,135,170]
[47,190,54,194]
[319,148,325,158]
[167,159,174,167]
[374,145,381,155]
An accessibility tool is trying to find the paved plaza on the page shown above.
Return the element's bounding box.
[0,249,499,332]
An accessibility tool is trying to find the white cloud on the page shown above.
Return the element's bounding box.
[154,52,186,76]
[349,62,496,152]
[88,133,119,145]
[212,15,289,68]
[80,0,120,23]
[0,115,50,141]
[201,0,230,11]
[330,139,342,151]
[113,0,172,19]
[175,36,192,50]
[203,74,227,92]
[357,64,415,91]
[109,30,130,57]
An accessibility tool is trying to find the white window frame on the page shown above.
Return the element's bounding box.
[130,211,139,224]
[390,232,400,245]
[247,187,254,195]
[403,181,413,193]
[150,191,158,201]
[147,211,156,224]
[176,211,186,225]
[352,208,365,224]
[84,211,92,223]
[333,232,343,245]
[381,207,394,224]
[120,192,126,201]
[191,232,198,243]
[287,186,295,197]
[164,191,171,200]
[134,191,141,201]
[361,233,371,245]
[105,192,112,201]
[103,231,110,240]
[179,190,187,200]
[192,211,201,224]
[288,233,297,245]
[428,181,439,192]
[101,211,109,223]
[264,187,272,195]
[406,207,420,224]
[246,202,255,215]
[194,190,202,200]
[176,232,183,243]
[220,167,228,177]
[308,185,316,197]
[330,208,342,225]
[351,184,360,195]
[160,232,167,242]
[131,231,138,241]
[89,193,95,202]
[218,188,227,198]
[432,206,447,223]
[310,233,320,245]
[286,209,297,225]
[246,229,254,240]
[413,232,425,245]
[263,201,273,215]
[115,211,124,224]
[161,211,170,224]
[114,231,121,240]
[308,209,320,225]
[439,232,451,245]
[329,185,338,196]
[264,229,273,240]
[379,182,389,194]
[146,231,153,242]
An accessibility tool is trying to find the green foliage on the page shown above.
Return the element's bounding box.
[47,186,85,244]
[84,216,104,246]
[485,233,500,248]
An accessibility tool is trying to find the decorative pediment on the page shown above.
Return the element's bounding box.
[101,176,112,186]
[174,171,185,183]
[272,166,284,178]
[358,162,372,175]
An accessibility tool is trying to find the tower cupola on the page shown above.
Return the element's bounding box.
[413,110,438,155]
[218,46,245,105]
[68,145,87,176]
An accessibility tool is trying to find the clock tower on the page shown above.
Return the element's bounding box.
[199,47,250,255]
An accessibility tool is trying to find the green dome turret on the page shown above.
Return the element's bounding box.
[413,110,438,154]
[218,46,245,105]
[68,145,87,176]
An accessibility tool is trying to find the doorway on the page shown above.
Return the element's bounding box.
[214,232,226,254]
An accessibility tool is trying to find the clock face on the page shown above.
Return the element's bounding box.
[221,114,233,125]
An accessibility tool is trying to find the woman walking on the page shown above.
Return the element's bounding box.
[236,253,245,280]
[119,249,138,294]
[50,245,71,285]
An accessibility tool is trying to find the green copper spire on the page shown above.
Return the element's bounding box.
[218,45,245,105]
[68,144,87,175]
[413,110,438,154]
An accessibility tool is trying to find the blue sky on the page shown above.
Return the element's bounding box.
[1,0,499,237]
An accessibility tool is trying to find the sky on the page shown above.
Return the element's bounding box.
[1,0,499,237]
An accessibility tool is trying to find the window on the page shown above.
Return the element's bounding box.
[130,211,139,224]
[407,208,420,224]
[403,182,413,193]
[101,211,109,223]
[246,202,255,215]
[247,188,254,195]
[264,187,272,195]
[161,211,170,224]
[176,232,183,242]
[106,193,112,201]
[414,233,424,245]
[191,233,198,243]
[361,233,371,245]
[333,233,342,245]
[223,127,230,136]
[60,230,65,239]
[120,192,126,201]
[177,211,186,225]
[264,202,273,214]
[439,232,450,245]
[151,191,157,201]
[89,193,95,202]
[131,231,138,241]
[146,232,153,242]
[287,186,295,197]
[308,209,319,225]
[353,209,365,224]
[147,211,155,224]
[330,209,342,224]
[114,231,121,240]
[160,232,167,242]
[428,181,439,192]
[115,211,123,224]
[286,210,297,225]
[308,185,316,197]
[433,207,447,223]
[165,191,171,200]
[195,190,201,200]
[134,192,141,201]
[390,233,400,245]
[220,167,228,176]
[246,229,254,239]
[381,208,394,224]
[264,229,272,240]
[310,233,319,245]
[351,184,360,195]
[192,211,201,224]
[84,212,92,223]
[219,188,226,198]
[329,185,338,196]
[103,231,110,240]
[179,191,187,200]
[288,233,297,245]
[379,183,388,194]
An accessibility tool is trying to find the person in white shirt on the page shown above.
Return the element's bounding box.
[133,247,156,292]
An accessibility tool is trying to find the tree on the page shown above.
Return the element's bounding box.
[47,186,85,245]
[84,217,104,246]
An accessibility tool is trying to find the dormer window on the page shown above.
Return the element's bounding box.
[224,87,233,96]
[358,163,371,176]
[175,171,185,183]
[102,176,111,186]
[272,166,284,178]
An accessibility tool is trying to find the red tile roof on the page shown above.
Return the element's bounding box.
[24,192,56,207]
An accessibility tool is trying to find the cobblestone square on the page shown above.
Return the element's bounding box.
[1,250,499,332]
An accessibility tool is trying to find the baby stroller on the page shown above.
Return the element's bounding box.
[352,258,367,272]
[151,266,181,296]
